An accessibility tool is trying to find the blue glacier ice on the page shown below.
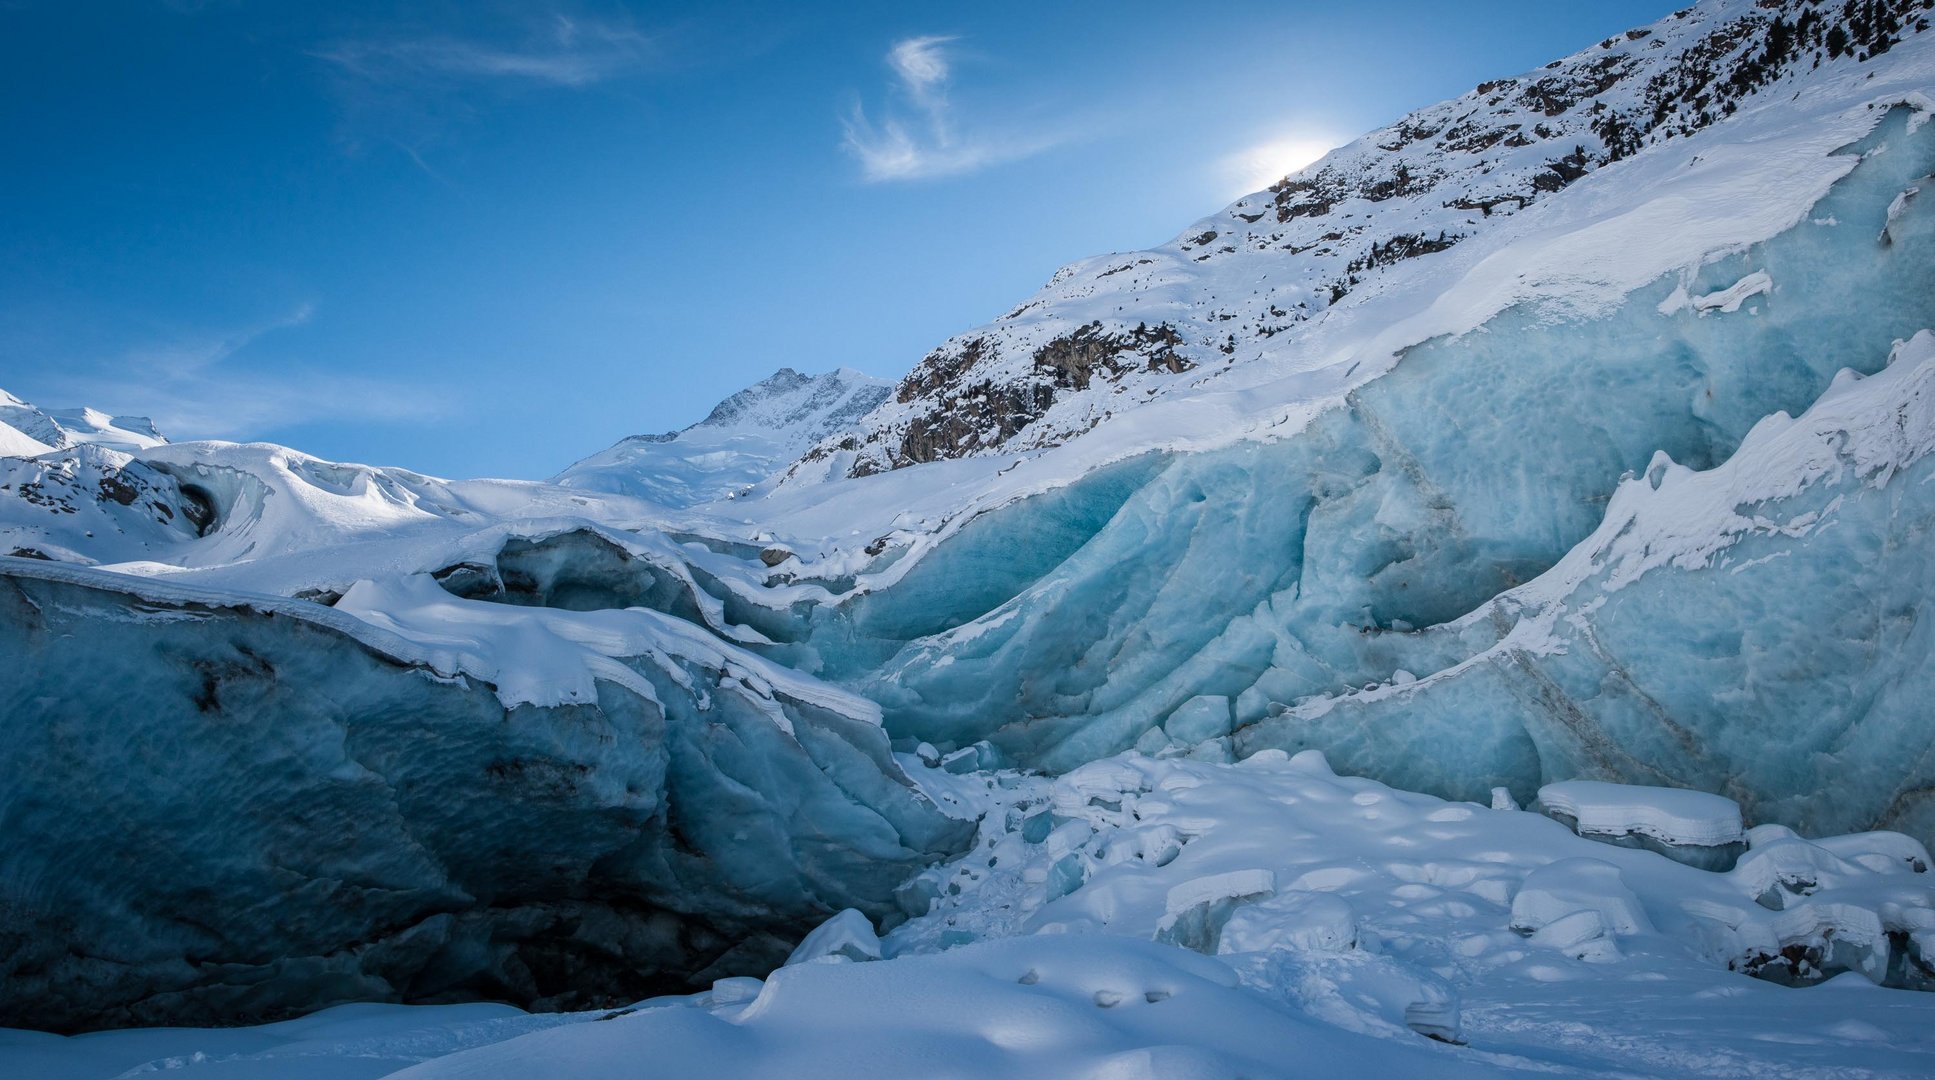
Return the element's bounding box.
[3,7,1934,1058]
[0,559,970,1032]
[750,104,1935,842]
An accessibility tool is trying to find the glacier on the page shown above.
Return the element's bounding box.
[732,98,1935,844]
[0,557,969,1032]
[3,0,1935,1074]
[12,751,1928,1077]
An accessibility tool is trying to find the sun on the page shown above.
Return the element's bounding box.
[1226,134,1346,198]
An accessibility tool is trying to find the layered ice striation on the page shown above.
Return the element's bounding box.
[1245,326,1935,841]
[0,558,969,1033]
[753,100,1935,843]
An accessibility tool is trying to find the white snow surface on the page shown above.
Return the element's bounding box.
[334,571,871,727]
[11,753,1930,1077]
[0,388,165,452]
[0,419,54,458]
[1539,780,1746,848]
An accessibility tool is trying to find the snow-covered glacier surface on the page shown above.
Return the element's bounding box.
[9,752,1931,1077]
[4,0,1935,1074]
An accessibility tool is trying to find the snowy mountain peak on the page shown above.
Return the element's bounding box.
[691,366,889,434]
[784,0,1935,482]
[553,366,891,506]
[0,387,168,454]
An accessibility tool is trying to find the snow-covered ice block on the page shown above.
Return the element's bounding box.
[1217,891,1357,955]
[1538,781,1744,848]
[709,977,765,1005]
[1812,831,1934,875]
[0,559,970,1031]
[1539,780,1745,869]
[941,740,1007,774]
[1528,910,1622,963]
[1155,870,1278,954]
[784,909,882,966]
[1403,997,1464,1045]
[1510,858,1652,937]
[1164,870,1278,916]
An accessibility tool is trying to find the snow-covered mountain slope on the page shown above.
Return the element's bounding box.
[779,0,1935,483]
[554,368,889,507]
[0,420,53,458]
[0,388,165,453]
[0,416,699,576]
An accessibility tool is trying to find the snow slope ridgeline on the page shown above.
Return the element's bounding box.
[554,367,889,507]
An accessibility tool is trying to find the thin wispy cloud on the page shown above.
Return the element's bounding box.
[315,13,653,90]
[313,7,657,165]
[889,35,955,108]
[842,35,1057,182]
[42,305,448,442]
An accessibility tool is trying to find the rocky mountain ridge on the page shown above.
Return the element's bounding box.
[785,0,1935,482]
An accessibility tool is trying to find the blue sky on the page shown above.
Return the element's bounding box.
[0,0,1673,479]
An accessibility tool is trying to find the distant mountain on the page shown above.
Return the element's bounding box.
[0,388,167,454]
[553,367,890,507]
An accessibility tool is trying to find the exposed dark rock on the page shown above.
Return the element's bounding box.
[1032,321,1191,392]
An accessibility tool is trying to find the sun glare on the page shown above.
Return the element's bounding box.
[1227,134,1345,198]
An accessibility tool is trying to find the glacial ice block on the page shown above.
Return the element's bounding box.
[1245,329,1935,843]
[1538,781,1745,869]
[0,558,969,1033]
[783,909,883,966]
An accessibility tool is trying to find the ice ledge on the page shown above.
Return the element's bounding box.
[1538,779,1744,849]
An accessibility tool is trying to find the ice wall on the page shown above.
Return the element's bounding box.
[808,104,1935,838]
[1244,330,1935,840]
[0,560,968,1032]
